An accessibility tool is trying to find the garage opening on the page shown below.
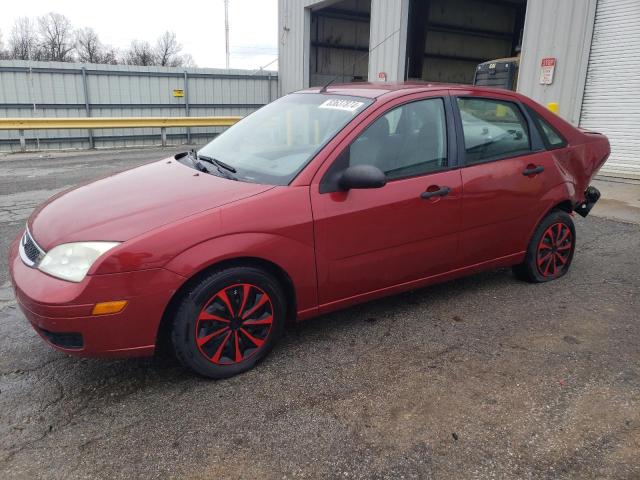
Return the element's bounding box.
[405,0,527,84]
[309,0,371,87]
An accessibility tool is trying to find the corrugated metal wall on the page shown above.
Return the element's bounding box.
[517,0,597,125]
[367,0,409,82]
[280,0,599,120]
[279,0,318,96]
[580,0,640,179]
[419,0,518,84]
[0,60,277,152]
[309,0,371,87]
[279,0,409,94]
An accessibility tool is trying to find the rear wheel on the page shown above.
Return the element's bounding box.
[171,267,286,379]
[513,209,576,283]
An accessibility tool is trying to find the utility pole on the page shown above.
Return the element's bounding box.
[224,0,230,69]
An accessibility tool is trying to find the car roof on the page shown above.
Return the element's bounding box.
[297,81,519,100]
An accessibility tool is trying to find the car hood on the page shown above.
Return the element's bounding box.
[29,158,273,251]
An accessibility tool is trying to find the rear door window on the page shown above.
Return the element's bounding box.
[526,106,567,149]
[456,98,531,164]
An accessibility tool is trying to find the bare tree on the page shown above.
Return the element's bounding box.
[0,29,6,59]
[3,13,196,66]
[38,12,75,61]
[101,46,121,65]
[9,17,39,60]
[125,39,155,66]
[75,27,102,63]
[154,31,183,67]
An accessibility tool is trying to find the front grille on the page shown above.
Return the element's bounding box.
[19,228,45,267]
[23,233,40,262]
[38,328,84,350]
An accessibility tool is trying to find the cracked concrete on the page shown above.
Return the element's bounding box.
[0,188,71,223]
[0,148,639,479]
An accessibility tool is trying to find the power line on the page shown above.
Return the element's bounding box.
[248,57,278,76]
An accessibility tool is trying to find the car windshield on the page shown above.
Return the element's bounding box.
[197,93,373,185]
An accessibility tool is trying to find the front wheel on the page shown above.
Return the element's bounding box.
[513,209,576,283]
[171,267,286,379]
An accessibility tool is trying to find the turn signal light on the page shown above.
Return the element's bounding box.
[92,300,128,315]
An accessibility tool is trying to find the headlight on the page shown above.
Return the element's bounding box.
[38,242,120,282]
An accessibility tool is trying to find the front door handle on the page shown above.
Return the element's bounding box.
[522,165,544,176]
[421,186,450,200]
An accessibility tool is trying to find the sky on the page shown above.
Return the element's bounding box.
[1,0,278,71]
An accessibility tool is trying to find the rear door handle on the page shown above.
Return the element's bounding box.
[420,186,450,200]
[522,165,544,176]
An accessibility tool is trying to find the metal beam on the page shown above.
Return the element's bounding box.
[311,41,368,53]
[0,117,242,130]
[80,67,94,148]
[0,131,222,147]
[0,103,264,110]
[0,65,276,80]
[482,0,526,8]
[184,71,191,143]
[424,53,491,64]
[312,8,370,23]
[19,130,26,152]
[427,22,514,41]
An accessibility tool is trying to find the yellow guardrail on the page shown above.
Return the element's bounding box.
[0,116,243,151]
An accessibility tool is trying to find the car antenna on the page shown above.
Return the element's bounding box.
[318,27,400,93]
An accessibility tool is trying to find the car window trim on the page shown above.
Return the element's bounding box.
[524,104,568,150]
[279,94,376,186]
[319,95,456,193]
[451,94,546,167]
[382,95,459,182]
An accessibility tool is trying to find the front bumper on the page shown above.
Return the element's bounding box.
[8,235,185,358]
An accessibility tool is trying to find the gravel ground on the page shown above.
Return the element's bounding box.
[1,148,639,479]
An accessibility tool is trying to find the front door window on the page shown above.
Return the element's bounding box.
[321,98,448,192]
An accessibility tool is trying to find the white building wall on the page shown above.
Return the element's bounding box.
[368,0,409,82]
[310,0,371,87]
[279,0,409,94]
[279,0,318,96]
[580,0,640,179]
[517,0,597,125]
[279,0,598,127]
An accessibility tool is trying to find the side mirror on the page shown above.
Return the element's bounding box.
[338,164,387,191]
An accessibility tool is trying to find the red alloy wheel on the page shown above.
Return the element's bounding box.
[194,283,274,365]
[536,222,573,278]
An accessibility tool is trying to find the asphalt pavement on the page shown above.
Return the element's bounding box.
[1,147,639,479]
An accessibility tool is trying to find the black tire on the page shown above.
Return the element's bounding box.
[513,209,576,283]
[171,266,286,379]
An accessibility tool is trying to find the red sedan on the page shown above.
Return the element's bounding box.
[8,83,609,378]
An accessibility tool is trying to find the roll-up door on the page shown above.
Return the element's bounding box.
[580,0,640,179]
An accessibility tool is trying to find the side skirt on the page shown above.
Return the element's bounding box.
[297,251,525,319]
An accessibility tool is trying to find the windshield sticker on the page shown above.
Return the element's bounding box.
[319,99,365,112]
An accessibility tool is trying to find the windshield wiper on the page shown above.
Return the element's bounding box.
[197,154,237,173]
[179,150,209,172]
[187,152,238,180]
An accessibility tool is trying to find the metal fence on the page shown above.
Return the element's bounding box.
[0,60,278,152]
